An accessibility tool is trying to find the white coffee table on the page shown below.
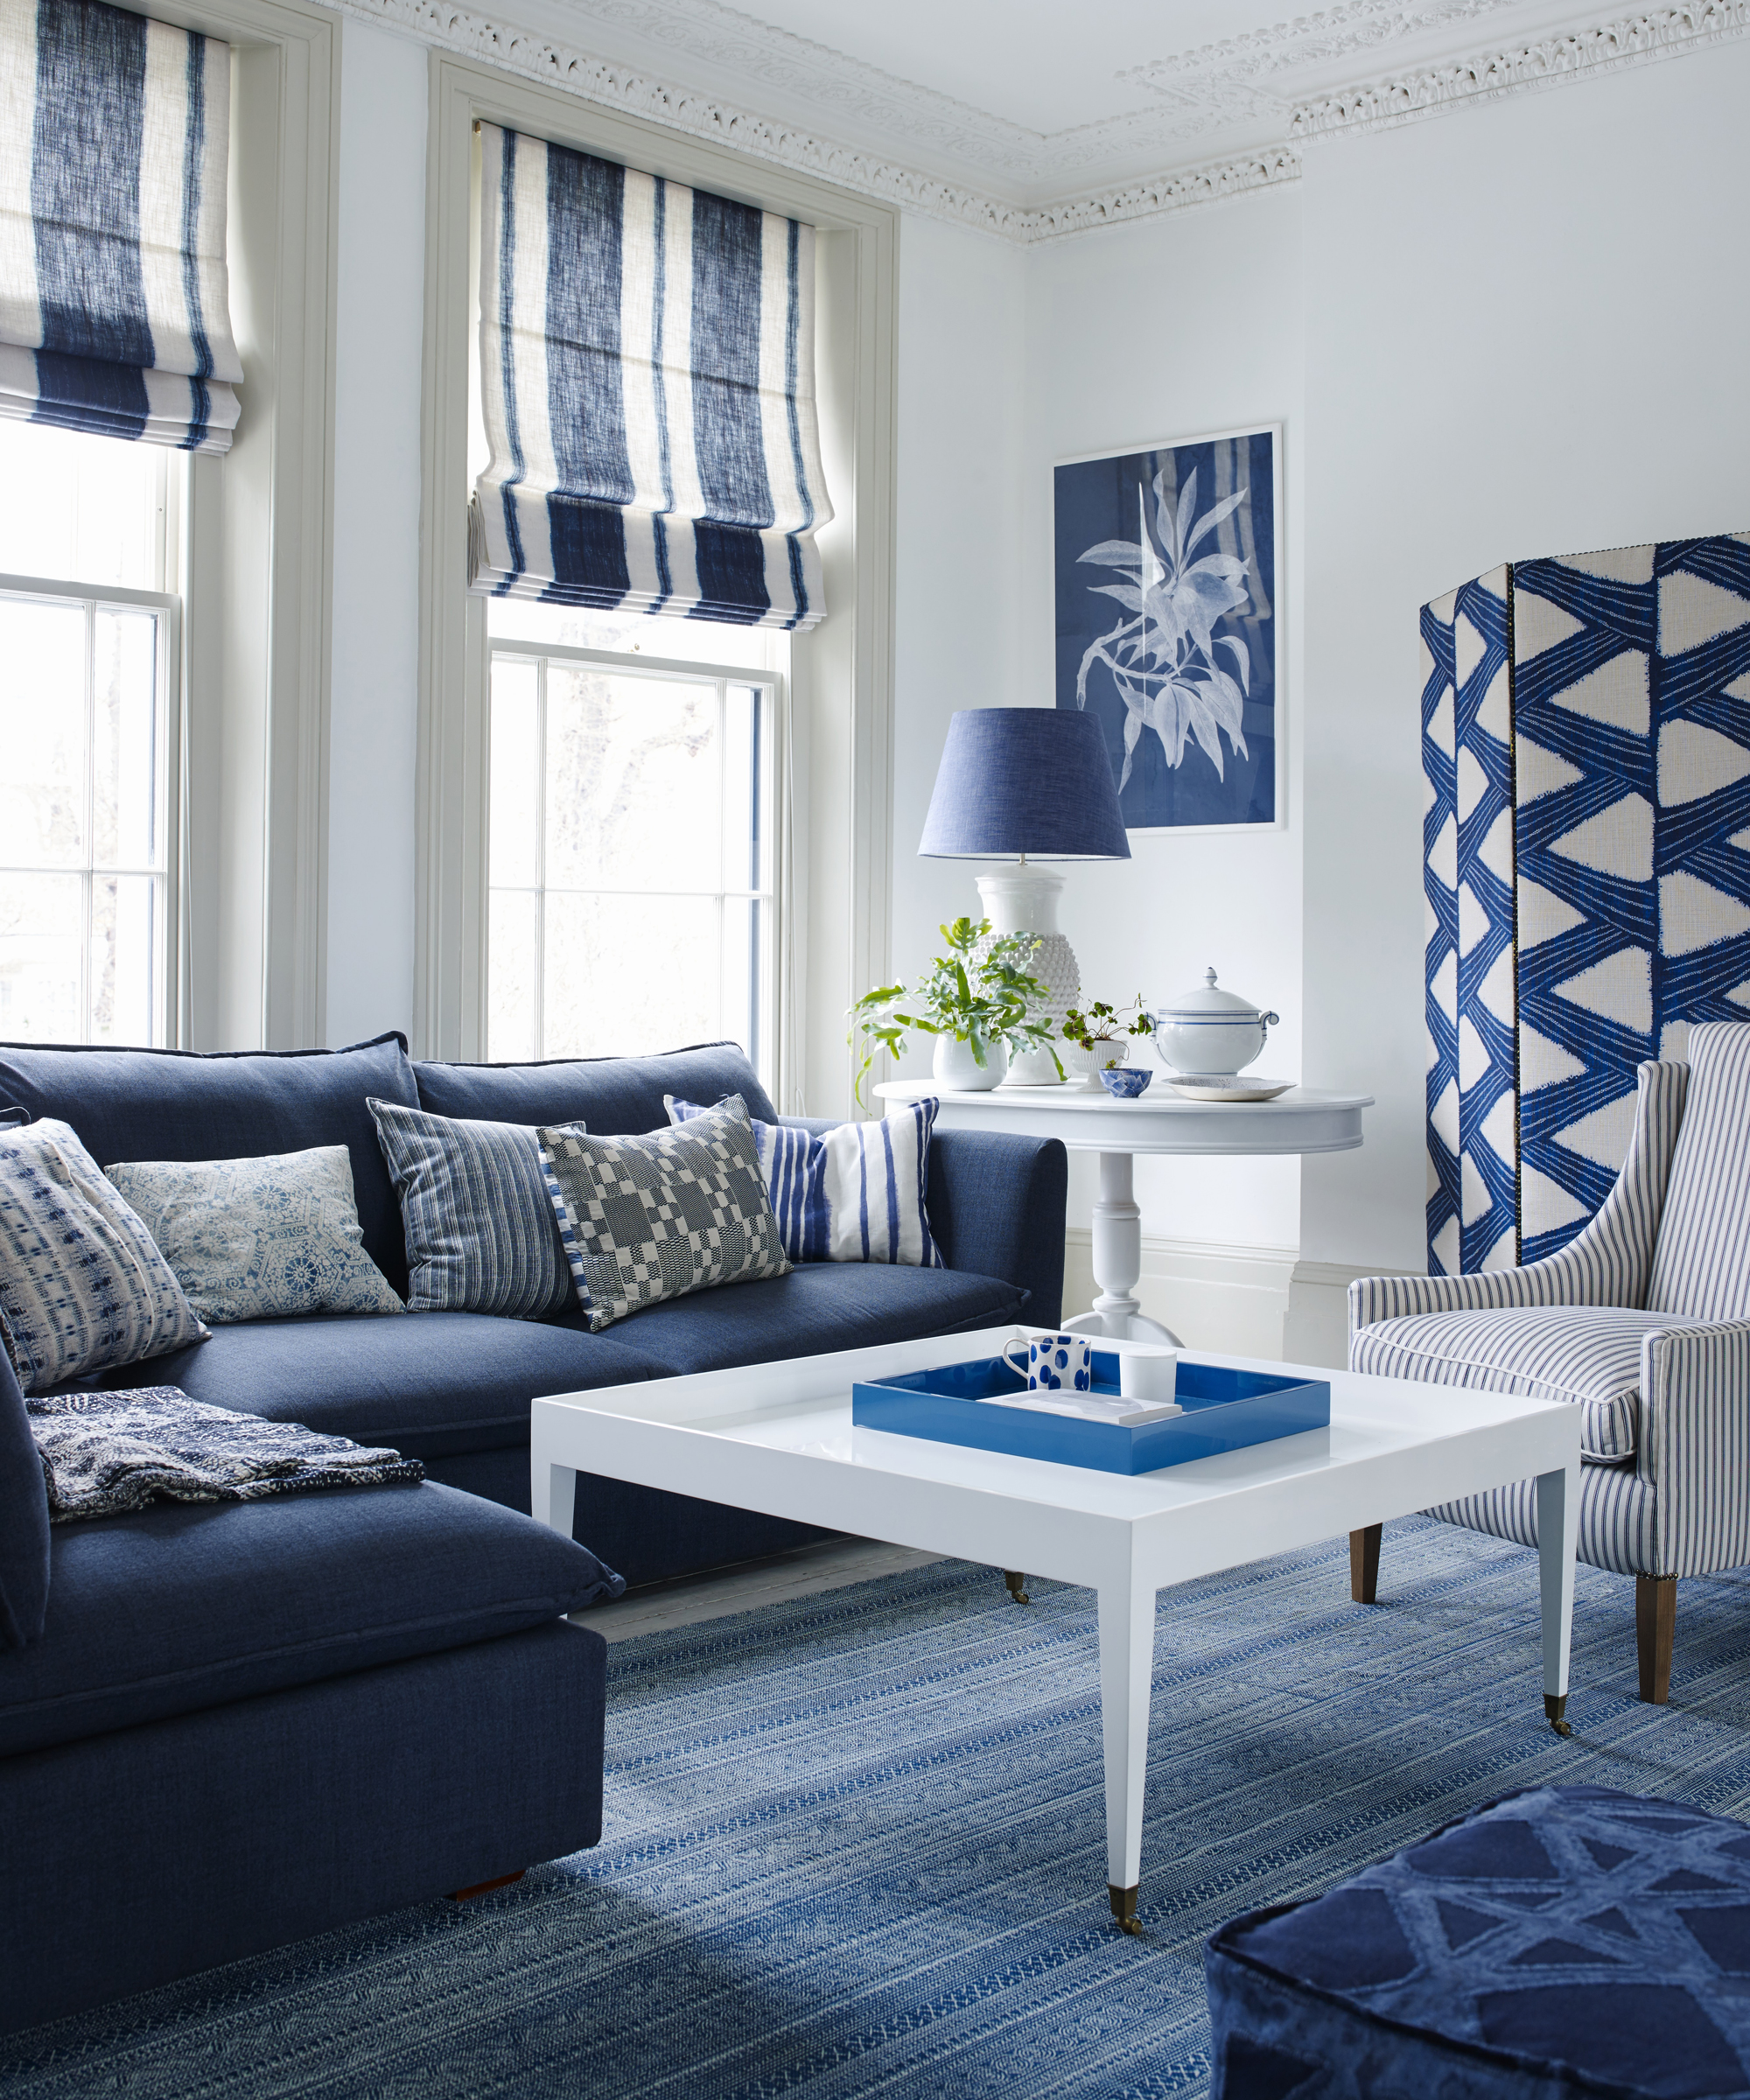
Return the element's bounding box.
[531,1329,1580,1932]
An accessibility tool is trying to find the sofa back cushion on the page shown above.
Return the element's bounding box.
[414,1041,779,1136]
[0,1034,420,1297]
[1648,1022,1750,1320]
[0,1348,49,1648]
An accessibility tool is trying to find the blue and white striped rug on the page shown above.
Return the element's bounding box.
[8,1518,1750,2098]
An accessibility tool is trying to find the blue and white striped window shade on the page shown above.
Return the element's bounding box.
[0,0,242,452]
[470,122,833,631]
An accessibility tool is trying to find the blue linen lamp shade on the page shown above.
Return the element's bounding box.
[916,710,1130,1087]
[917,709,1131,861]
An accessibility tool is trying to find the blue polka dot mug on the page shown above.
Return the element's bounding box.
[1001,1331,1094,1394]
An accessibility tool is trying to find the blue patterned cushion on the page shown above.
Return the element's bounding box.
[538,1106,789,1332]
[1207,1785,1750,2100]
[368,1099,576,1320]
[105,1148,403,1325]
[665,1095,943,1268]
[0,1119,207,1392]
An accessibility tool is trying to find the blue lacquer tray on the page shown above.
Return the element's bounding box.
[850,1353,1329,1476]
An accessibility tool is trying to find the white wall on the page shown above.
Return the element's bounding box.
[1016,190,1306,1347]
[1292,40,1750,1357]
[324,19,427,1048]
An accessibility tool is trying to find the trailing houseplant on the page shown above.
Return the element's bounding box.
[1061,994,1156,1071]
[850,917,1064,1106]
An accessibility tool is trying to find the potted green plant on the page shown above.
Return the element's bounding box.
[1061,995,1156,1074]
[850,917,1064,1106]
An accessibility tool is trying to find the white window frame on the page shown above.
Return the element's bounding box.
[0,568,182,1046]
[484,637,785,1080]
[416,52,897,1116]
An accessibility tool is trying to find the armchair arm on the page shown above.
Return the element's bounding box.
[925,1129,1068,1326]
[1349,1258,1584,1343]
[1638,1320,1750,1578]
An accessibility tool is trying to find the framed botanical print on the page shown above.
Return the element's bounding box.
[1054,424,1282,832]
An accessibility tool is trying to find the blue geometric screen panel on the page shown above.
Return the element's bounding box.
[1423,533,1750,1273]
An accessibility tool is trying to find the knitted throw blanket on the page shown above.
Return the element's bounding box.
[27,1387,424,1522]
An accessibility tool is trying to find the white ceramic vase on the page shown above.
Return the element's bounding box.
[933,1035,1009,1092]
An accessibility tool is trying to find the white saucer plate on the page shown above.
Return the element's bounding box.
[1162,1074,1296,1102]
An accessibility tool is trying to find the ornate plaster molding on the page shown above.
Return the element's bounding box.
[1291,0,1750,137]
[328,0,1746,242]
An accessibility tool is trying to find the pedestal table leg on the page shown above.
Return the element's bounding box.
[1536,1463,1578,1736]
[1060,1152,1185,1347]
[1098,1576,1155,1933]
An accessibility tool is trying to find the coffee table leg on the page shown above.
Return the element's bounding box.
[1536,1463,1578,1736]
[532,1456,578,1539]
[1098,1577,1154,1933]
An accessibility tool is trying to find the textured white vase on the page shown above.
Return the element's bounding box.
[933,1035,1009,1091]
[974,869,1079,1086]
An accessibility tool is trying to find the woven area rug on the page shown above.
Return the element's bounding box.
[8,1517,1750,2098]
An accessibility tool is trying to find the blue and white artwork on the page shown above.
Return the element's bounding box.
[1054,427,1279,830]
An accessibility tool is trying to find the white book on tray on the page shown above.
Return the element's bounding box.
[978,1390,1184,1428]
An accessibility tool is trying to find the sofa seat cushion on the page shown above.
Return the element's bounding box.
[1353,1305,1673,1462]
[0,1033,420,1296]
[91,1310,670,1460]
[0,1481,619,1757]
[581,1260,1027,1376]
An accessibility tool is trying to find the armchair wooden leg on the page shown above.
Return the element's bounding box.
[1350,1525,1382,1605]
[1636,1576,1676,1704]
[448,1870,525,1901]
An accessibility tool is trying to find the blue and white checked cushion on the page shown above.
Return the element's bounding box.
[665,1095,944,1269]
[368,1099,577,1320]
[0,1118,207,1392]
[1350,1304,1667,1463]
[106,1147,405,1326]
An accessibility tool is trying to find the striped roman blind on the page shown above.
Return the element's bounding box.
[0,0,242,452]
[470,121,833,631]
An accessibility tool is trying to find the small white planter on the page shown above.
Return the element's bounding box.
[933,1035,1009,1091]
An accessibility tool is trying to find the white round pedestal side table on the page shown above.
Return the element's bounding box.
[873,1081,1373,1347]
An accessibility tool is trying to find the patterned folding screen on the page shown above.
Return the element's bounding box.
[1424,536,1750,1276]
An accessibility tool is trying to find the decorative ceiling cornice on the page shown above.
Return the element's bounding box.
[326,0,1746,242]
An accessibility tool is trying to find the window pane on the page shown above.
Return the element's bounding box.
[0,871,83,1040]
[93,608,160,872]
[487,596,779,672]
[544,670,721,894]
[0,423,162,592]
[89,873,156,1046]
[487,888,539,1063]
[489,658,540,889]
[720,894,762,1073]
[541,893,719,1060]
[724,683,769,892]
[0,596,87,868]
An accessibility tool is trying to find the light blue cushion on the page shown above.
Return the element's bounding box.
[368,1098,576,1320]
[0,1119,207,1391]
[667,1094,943,1268]
[105,1147,403,1325]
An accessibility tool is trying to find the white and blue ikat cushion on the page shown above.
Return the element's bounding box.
[0,1118,208,1392]
[538,1103,789,1332]
[105,1146,404,1326]
[664,1095,944,1269]
[368,1098,577,1320]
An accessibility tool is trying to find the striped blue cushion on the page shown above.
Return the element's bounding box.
[368,1099,576,1320]
[665,1096,943,1268]
[1352,1306,1662,1462]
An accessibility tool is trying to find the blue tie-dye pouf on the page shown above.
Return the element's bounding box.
[1205,1784,1750,2100]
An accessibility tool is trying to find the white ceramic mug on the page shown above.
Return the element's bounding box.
[1117,1344,1179,1406]
[1001,1332,1094,1395]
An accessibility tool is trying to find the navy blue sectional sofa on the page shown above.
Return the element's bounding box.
[0,1032,1066,2034]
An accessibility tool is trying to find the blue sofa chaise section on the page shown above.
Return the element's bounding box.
[0,1032,1067,1586]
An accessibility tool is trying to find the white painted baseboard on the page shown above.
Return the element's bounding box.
[1061,1228,1298,1362]
[1284,1258,1421,1370]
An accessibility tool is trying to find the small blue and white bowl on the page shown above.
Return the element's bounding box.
[1098,1067,1153,1099]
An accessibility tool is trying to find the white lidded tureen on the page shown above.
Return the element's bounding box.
[1151,969,1280,1077]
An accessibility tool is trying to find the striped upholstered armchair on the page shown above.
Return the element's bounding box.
[1348,1021,1750,1705]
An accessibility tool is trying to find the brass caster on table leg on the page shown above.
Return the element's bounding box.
[1004,1570,1031,1606]
[1109,1884,1142,1936]
[1545,1693,1572,1739]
